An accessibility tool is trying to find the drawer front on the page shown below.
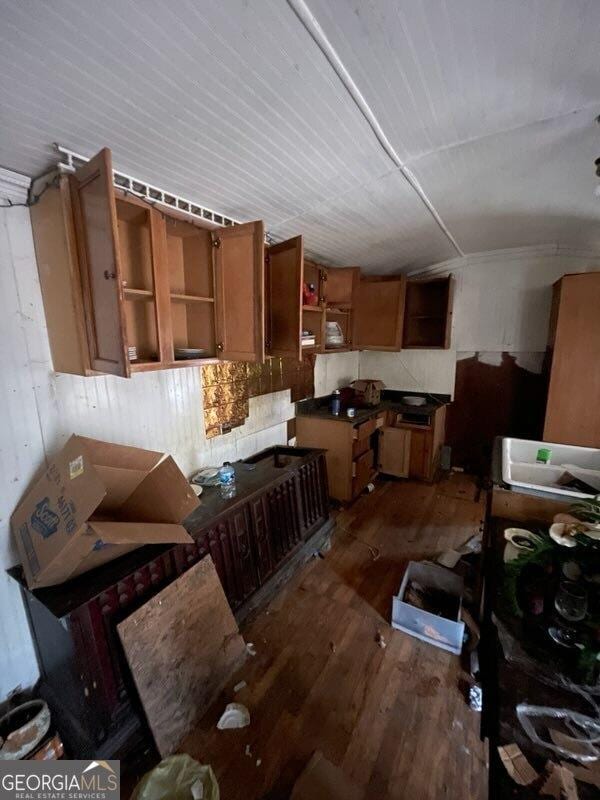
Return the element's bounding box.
[352,448,374,495]
[353,417,377,441]
[352,436,370,460]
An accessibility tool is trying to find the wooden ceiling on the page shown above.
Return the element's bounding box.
[1,0,599,271]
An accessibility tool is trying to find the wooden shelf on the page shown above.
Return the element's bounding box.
[323,346,351,353]
[302,304,323,312]
[325,307,351,315]
[124,288,154,299]
[131,356,219,372]
[407,314,445,320]
[170,293,214,304]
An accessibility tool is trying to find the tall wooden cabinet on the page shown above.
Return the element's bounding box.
[543,271,600,447]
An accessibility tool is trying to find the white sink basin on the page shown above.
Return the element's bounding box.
[502,437,600,500]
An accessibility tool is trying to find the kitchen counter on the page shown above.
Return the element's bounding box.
[296,390,449,425]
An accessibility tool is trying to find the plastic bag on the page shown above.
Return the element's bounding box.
[517,704,600,763]
[131,755,219,800]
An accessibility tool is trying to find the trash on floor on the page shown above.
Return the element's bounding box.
[290,750,362,800]
[131,754,219,800]
[246,643,257,657]
[233,681,247,694]
[216,703,250,730]
[497,743,538,786]
[375,631,387,649]
[540,761,578,800]
[516,704,600,762]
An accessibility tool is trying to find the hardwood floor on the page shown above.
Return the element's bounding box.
[180,474,488,799]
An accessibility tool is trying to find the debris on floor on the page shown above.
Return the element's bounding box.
[375,631,387,649]
[233,681,247,694]
[246,643,257,657]
[498,743,539,786]
[131,754,219,800]
[329,641,336,654]
[216,703,250,730]
[290,750,362,800]
[540,761,578,800]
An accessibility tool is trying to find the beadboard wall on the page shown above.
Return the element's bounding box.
[0,198,294,701]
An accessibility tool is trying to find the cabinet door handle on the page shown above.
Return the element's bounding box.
[216,342,224,351]
[103,270,116,280]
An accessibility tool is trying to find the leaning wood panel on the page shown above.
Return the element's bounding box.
[118,555,246,757]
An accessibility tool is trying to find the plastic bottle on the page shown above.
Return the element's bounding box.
[330,390,341,416]
[218,462,236,486]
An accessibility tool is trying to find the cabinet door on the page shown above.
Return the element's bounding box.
[266,236,303,361]
[378,427,411,477]
[70,148,129,376]
[353,275,405,351]
[228,507,259,602]
[213,220,265,362]
[409,428,433,481]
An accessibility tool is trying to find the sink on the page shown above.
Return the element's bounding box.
[502,437,600,500]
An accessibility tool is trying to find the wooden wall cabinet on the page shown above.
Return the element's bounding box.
[402,276,454,349]
[32,148,267,377]
[352,275,406,351]
[300,262,360,355]
[543,271,600,447]
[266,236,303,361]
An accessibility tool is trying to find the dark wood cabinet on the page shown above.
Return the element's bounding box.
[11,447,331,761]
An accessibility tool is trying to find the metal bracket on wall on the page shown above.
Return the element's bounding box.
[55,143,240,230]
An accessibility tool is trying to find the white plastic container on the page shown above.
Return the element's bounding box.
[502,437,600,500]
[391,562,465,655]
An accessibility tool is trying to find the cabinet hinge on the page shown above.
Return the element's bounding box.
[212,236,221,248]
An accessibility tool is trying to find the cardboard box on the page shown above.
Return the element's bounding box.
[11,435,199,589]
[351,379,385,406]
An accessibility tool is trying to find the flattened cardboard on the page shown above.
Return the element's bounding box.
[11,435,198,588]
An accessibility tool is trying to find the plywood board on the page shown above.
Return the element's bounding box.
[118,555,246,757]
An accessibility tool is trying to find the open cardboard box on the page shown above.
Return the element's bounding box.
[11,435,199,589]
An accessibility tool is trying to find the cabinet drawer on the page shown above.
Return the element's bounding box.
[353,417,377,441]
[352,435,370,459]
[352,447,374,484]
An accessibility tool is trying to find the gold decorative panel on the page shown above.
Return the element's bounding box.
[201,356,314,439]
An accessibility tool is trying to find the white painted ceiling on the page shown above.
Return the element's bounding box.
[1,0,599,272]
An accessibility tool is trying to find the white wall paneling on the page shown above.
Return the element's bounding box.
[359,350,456,397]
[413,245,600,355]
[313,351,360,396]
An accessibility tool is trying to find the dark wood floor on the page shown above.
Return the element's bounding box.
[178,473,489,799]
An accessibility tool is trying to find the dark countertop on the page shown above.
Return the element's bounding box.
[296,390,449,425]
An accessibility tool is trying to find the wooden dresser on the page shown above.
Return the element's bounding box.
[9,447,332,761]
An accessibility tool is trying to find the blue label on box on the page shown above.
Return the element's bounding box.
[30,497,60,539]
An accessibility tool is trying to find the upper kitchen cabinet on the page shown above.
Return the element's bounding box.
[265,236,303,361]
[402,276,454,349]
[30,148,266,377]
[213,220,265,362]
[323,266,359,353]
[352,275,406,351]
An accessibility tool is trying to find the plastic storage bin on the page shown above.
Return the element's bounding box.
[392,561,465,655]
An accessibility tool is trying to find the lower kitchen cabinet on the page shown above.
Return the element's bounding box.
[10,447,332,761]
[379,406,447,482]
